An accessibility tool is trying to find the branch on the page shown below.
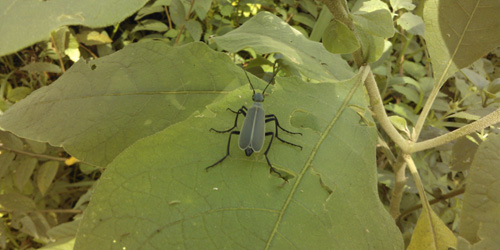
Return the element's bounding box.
[411,108,500,153]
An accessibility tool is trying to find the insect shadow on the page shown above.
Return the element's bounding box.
[205,64,303,181]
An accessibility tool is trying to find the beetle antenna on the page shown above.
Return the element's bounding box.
[243,69,256,96]
[262,61,279,95]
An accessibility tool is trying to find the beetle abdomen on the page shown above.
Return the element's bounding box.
[239,103,266,153]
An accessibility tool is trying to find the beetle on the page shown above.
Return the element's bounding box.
[205,64,302,180]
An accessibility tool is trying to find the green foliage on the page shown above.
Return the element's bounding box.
[1,0,500,249]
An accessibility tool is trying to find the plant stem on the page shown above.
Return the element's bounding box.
[411,108,500,152]
[399,187,465,219]
[389,155,407,219]
[0,144,67,162]
[365,66,410,152]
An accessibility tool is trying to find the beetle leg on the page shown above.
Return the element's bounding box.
[206,131,241,171]
[265,116,303,150]
[264,132,286,181]
[210,106,247,133]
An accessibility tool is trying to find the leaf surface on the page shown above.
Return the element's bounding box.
[424,0,500,85]
[459,133,500,248]
[0,42,245,166]
[0,0,148,56]
[212,11,354,82]
[74,72,403,249]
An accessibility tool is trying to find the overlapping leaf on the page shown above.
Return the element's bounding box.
[0,42,245,166]
[74,72,403,249]
[0,0,149,56]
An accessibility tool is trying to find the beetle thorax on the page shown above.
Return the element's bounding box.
[253,93,264,102]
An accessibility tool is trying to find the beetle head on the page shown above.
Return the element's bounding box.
[244,148,254,156]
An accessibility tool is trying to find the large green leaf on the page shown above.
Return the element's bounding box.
[74,72,403,249]
[424,0,500,86]
[0,42,245,167]
[458,133,500,248]
[212,11,354,82]
[0,0,148,56]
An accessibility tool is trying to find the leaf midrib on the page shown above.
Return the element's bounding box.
[264,72,365,249]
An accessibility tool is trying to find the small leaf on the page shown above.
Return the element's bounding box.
[37,161,59,196]
[407,206,457,250]
[7,87,32,103]
[170,0,187,26]
[75,30,112,46]
[185,20,202,41]
[389,115,410,136]
[352,1,394,38]
[131,19,169,33]
[0,152,15,179]
[397,12,424,36]
[0,192,36,212]
[322,19,360,54]
[21,62,62,73]
[390,0,416,11]
[14,158,37,191]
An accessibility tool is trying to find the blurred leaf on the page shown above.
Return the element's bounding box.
[450,134,480,171]
[322,19,360,54]
[24,139,47,154]
[293,13,316,28]
[185,20,202,41]
[407,205,457,250]
[75,30,112,46]
[299,0,318,18]
[37,161,59,196]
[424,0,500,86]
[193,0,213,20]
[0,131,24,150]
[447,112,480,121]
[397,12,425,37]
[21,62,62,73]
[212,11,354,82]
[392,84,420,104]
[459,133,500,246]
[131,19,169,33]
[356,28,386,63]
[74,73,403,249]
[7,87,32,103]
[310,5,333,42]
[170,0,187,26]
[0,42,252,167]
[14,158,37,191]
[0,192,36,212]
[0,152,15,179]
[0,0,149,56]
[135,0,171,20]
[39,237,75,250]
[352,0,394,38]
[390,0,416,11]
[389,115,410,136]
[403,61,427,79]
[461,68,489,90]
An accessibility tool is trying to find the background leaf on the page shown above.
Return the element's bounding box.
[459,133,500,247]
[0,0,148,56]
[74,73,403,249]
[36,161,59,196]
[0,42,246,167]
[212,11,354,82]
[424,0,500,85]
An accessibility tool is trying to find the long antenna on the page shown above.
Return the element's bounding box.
[243,69,256,96]
[262,61,279,95]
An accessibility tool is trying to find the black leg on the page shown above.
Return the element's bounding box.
[206,131,241,171]
[210,106,247,133]
[265,115,302,150]
[264,132,286,181]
